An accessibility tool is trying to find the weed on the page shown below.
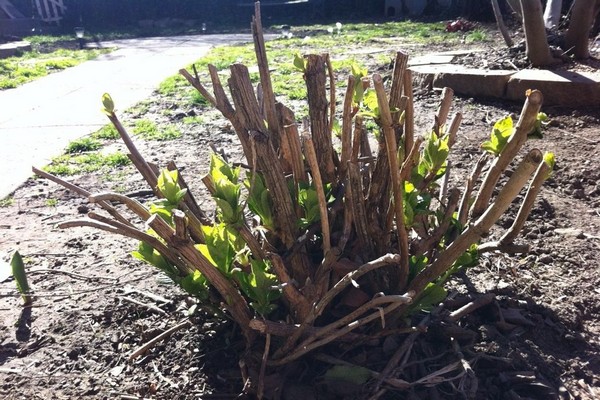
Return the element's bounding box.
[65,137,102,153]
[91,124,120,140]
[43,151,130,176]
[158,75,187,96]
[190,90,209,106]
[182,115,206,124]
[0,196,14,207]
[45,198,58,207]
[133,119,182,140]
[126,100,152,117]
[465,30,488,43]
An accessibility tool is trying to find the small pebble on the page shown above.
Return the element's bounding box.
[539,255,553,264]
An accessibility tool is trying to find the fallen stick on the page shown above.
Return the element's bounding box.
[447,293,496,322]
[119,296,168,316]
[129,320,192,360]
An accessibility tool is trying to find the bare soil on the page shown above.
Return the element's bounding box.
[1,27,600,399]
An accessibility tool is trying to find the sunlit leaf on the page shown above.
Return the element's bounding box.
[10,251,31,305]
[101,93,115,115]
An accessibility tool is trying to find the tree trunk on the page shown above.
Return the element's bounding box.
[492,0,514,47]
[565,0,600,59]
[520,0,556,67]
[543,0,562,29]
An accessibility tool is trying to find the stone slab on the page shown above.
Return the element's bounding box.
[0,41,31,58]
[409,64,515,98]
[408,54,455,66]
[506,69,600,106]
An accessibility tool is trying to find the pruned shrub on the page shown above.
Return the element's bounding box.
[39,5,554,399]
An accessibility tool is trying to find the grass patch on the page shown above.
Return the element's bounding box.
[182,115,206,125]
[91,124,120,140]
[0,196,14,207]
[465,29,488,43]
[65,137,102,153]
[126,100,152,117]
[0,47,112,90]
[158,75,188,96]
[133,119,182,140]
[160,20,463,104]
[43,152,131,176]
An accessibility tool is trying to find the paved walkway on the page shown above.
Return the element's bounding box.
[0,34,256,199]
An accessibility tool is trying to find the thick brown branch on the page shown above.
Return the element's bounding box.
[471,90,543,218]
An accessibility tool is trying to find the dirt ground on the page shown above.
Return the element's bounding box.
[1,25,600,399]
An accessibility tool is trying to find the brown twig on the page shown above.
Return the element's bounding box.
[491,0,514,47]
[498,158,551,245]
[129,320,192,360]
[267,253,311,321]
[339,75,356,179]
[257,333,270,400]
[273,253,401,359]
[458,154,488,226]
[373,73,409,290]
[32,167,132,227]
[447,293,496,322]
[119,295,168,316]
[271,301,407,366]
[302,134,331,253]
[435,87,454,130]
[403,69,414,152]
[407,149,542,299]
[325,54,336,138]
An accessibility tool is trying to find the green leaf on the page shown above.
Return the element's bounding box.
[422,131,449,176]
[10,251,31,305]
[481,115,514,156]
[529,112,549,139]
[210,153,240,182]
[324,365,371,384]
[350,63,368,80]
[157,169,187,205]
[408,255,428,283]
[412,283,447,312]
[293,52,306,72]
[543,152,555,178]
[132,241,177,276]
[236,259,280,316]
[351,63,368,104]
[180,270,209,301]
[200,223,238,276]
[101,93,115,115]
[362,89,379,117]
[245,172,274,230]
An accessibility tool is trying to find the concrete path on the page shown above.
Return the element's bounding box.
[0,34,256,199]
